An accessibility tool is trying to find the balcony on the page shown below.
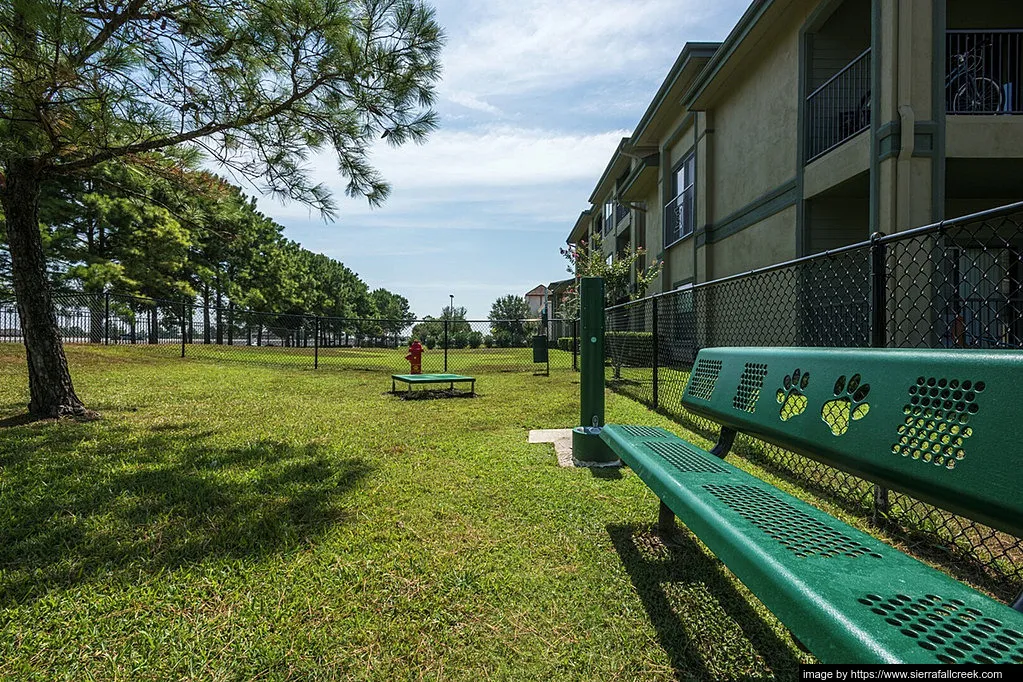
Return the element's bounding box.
[946,31,1022,114]
[805,48,871,163]
[614,201,630,226]
[663,192,694,248]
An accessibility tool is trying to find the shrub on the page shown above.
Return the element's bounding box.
[468,331,483,348]
[424,336,436,350]
[604,331,654,367]
[483,335,494,348]
[557,337,576,352]
[452,331,469,349]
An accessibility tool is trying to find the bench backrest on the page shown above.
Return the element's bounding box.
[681,347,1023,538]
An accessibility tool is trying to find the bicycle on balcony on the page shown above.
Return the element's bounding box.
[947,42,1004,113]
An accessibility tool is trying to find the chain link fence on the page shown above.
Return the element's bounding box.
[605,202,1023,602]
[0,291,579,375]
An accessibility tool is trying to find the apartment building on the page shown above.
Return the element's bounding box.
[567,0,1023,297]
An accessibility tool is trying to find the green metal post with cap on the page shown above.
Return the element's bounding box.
[572,276,619,465]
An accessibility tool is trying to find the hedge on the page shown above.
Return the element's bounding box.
[604,331,654,367]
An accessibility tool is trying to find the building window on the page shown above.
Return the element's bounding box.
[664,152,695,247]
[603,200,614,235]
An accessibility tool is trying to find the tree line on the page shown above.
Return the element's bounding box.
[1,155,415,344]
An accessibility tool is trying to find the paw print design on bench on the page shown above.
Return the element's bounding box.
[821,373,871,436]
[776,369,810,421]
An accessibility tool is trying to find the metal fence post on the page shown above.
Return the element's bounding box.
[314,317,320,369]
[651,297,659,409]
[572,319,578,371]
[869,231,890,522]
[180,302,187,358]
[104,292,110,345]
[443,319,449,372]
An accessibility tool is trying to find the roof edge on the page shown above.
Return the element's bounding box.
[682,0,775,108]
[631,42,721,142]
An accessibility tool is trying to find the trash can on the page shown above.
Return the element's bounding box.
[532,335,549,363]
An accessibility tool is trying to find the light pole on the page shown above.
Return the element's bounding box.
[449,294,454,315]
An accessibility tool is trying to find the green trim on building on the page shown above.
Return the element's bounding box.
[877,120,901,162]
[932,4,947,221]
[705,178,798,245]
[662,112,696,154]
[682,0,775,106]
[631,44,720,144]
[695,228,707,249]
[912,121,937,157]
[869,0,881,233]
[796,25,809,256]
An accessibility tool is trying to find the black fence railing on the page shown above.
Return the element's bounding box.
[605,201,1023,601]
[0,292,580,375]
[947,30,1023,114]
[806,47,872,162]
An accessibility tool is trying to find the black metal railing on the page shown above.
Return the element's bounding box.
[947,30,1023,114]
[614,201,630,225]
[806,48,872,162]
[605,201,1023,601]
[0,291,581,375]
[663,191,694,247]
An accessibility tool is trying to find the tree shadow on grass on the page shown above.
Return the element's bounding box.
[607,523,808,681]
[0,420,372,607]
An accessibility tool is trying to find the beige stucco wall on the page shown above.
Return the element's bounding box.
[709,17,802,221]
[946,118,1023,158]
[804,131,870,199]
[708,205,799,280]
[664,236,695,288]
[667,128,697,171]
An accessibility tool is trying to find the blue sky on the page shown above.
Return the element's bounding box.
[255,0,751,320]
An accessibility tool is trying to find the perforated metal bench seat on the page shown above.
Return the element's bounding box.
[601,424,1023,664]
[601,346,1023,664]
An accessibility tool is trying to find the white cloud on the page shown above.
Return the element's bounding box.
[445,91,503,116]
[257,126,628,222]
[435,0,727,100]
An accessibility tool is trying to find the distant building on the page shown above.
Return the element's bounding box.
[524,285,547,316]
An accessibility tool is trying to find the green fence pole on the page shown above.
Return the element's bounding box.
[572,276,617,465]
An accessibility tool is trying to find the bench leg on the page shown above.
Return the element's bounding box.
[710,427,737,459]
[1012,589,1023,613]
[657,500,678,537]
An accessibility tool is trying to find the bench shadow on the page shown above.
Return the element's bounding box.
[0,420,372,608]
[607,523,807,681]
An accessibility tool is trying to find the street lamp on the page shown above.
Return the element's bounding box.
[449,294,454,315]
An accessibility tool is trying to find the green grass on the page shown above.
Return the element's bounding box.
[0,344,810,680]
[85,341,577,374]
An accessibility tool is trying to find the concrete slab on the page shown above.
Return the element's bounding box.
[528,428,575,468]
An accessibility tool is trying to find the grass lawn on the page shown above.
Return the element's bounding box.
[0,343,812,680]
[92,341,578,375]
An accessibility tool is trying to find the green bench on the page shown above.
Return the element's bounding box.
[601,347,1023,664]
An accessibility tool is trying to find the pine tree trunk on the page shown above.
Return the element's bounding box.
[0,160,92,418]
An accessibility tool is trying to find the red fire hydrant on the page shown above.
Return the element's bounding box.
[405,340,424,374]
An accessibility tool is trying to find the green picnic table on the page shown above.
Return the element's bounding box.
[391,373,476,397]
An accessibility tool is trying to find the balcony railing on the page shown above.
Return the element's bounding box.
[947,30,1022,114]
[614,201,630,225]
[805,48,871,163]
[663,191,693,248]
